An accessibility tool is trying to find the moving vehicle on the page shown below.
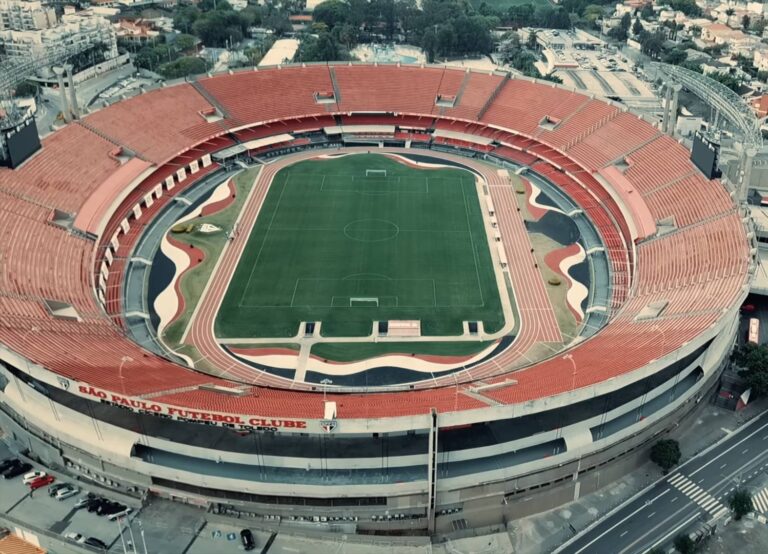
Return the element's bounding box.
[240,529,256,551]
[2,462,31,479]
[29,475,55,490]
[22,471,46,484]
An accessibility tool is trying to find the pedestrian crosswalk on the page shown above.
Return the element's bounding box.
[668,473,729,519]
[753,486,768,514]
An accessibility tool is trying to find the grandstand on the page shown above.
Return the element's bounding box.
[0,64,754,535]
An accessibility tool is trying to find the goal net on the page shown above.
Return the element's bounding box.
[365,169,387,177]
[350,297,379,307]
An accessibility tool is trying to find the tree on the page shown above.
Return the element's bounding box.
[174,33,198,53]
[157,56,207,79]
[650,439,681,472]
[526,29,537,50]
[725,7,735,17]
[709,71,741,92]
[640,3,654,20]
[730,488,753,520]
[632,17,643,36]
[313,0,349,29]
[673,534,696,554]
[583,5,604,29]
[13,81,38,98]
[743,14,751,31]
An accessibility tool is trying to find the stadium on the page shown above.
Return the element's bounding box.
[0,64,755,534]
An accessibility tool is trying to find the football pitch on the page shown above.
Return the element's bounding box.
[215,154,505,338]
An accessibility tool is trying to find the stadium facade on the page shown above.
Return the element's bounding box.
[0,64,754,534]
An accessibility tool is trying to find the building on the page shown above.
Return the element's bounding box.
[0,65,751,535]
[115,18,160,43]
[0,0,55,31]
[0,7,117,61]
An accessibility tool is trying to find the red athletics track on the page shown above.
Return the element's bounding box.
[184,148,562,390]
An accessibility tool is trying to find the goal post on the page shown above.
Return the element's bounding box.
[365,169,387,177]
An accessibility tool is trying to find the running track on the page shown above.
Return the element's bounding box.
[185,148,563,390]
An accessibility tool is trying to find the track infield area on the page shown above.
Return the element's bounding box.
[215,153,504,338]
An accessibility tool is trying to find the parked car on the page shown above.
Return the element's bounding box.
[22,471,46,484]
[56,486,80,500]
[240,529,256,551]
[48,482,68,496]
[63,532,85,544]
[96,500,120,516]
[29,475,55,490]
[87,498,107,513]
[0,458,18,474]
[2,462,31,479]
[74,495,93,509]
[84,537,108,550]
[107,507,132,521]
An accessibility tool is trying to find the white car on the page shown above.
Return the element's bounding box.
[64,532,85,544]
[56,486,80,500]
[107,507,133,521]
[22,471,46,484]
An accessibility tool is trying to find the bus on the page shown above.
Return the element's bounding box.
[748,317,760,345]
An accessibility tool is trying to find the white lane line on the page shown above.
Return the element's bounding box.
[569,489,670,554]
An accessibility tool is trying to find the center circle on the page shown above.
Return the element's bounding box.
[343,219,399,242]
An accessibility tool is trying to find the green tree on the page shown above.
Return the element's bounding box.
[708,71,741,92]
[174,33,198,53]
[640,3,654,20]
[730,488,753,520]
[313,0,349,29]
[632,16,643,36]
[583,5,604,29]
[650,439,681,472]
[673,534,696,554]
[157,56,208,79]
[743,14,751,30]
[526,29,537,50]
[13,81,38,98]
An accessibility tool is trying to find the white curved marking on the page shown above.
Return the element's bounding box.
[529,180,564,215]
[154,179,233,338]
[232,342,500,375]
[560,243,588,322]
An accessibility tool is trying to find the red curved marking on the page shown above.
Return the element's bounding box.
[544,243,583,323]
[166,234,206,327]
[522,177,547,222]
[200,179,236,217]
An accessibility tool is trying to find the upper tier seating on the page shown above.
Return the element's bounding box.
[0,123,121,213]
[199,66,335,125]
[84,84,227,164]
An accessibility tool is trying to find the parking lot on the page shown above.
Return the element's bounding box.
[0,442,128,552]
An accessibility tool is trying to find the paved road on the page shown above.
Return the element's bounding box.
[557,408,768,554]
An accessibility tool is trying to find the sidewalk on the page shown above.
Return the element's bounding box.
[508,397,768,554]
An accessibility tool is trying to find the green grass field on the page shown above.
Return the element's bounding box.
[215,153,504,338]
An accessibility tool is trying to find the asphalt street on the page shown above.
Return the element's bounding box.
[557,408,768,554]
